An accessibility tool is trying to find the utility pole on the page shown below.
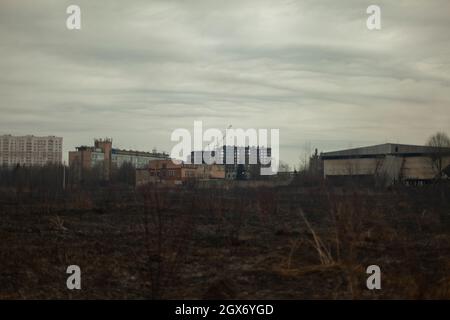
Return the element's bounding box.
[62,161,66,190]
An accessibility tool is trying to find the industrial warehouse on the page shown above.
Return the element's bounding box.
[321,143,450,185]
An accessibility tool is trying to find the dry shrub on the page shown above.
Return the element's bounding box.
[299,209,335,266]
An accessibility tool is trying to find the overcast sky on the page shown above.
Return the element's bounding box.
[1,0,449,167]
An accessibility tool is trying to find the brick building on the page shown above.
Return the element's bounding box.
[136,159,225,186]
[69,138,168,181]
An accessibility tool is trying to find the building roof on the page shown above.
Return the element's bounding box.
[321,143,450,159]
[1,134,62,139]
[112,148,169,158]
[75,146,95,151]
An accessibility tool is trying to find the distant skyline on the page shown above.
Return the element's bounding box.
[1,0,449,167]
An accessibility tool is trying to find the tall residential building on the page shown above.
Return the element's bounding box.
[190,145,272,165]
[190,145,272,179]
[0,134,62,167]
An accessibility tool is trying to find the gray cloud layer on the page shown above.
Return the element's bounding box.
[1,0,449,166]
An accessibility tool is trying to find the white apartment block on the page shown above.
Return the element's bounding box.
[0,135,63,167]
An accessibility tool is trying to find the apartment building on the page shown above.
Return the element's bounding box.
[190,145,272,179]
[0,134,62,167]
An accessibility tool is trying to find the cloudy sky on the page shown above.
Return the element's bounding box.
[1,0,449,166]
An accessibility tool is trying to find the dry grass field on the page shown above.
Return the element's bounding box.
[1,183,450,299]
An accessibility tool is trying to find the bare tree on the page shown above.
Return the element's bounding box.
[278,161,291,173]
[426,132,450,179]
